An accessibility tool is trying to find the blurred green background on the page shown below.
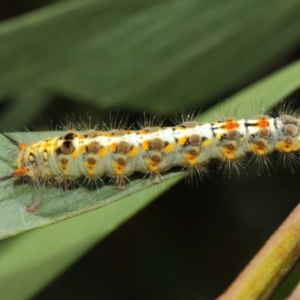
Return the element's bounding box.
[1,0,300,299]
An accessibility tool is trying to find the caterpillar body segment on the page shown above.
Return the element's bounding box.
[4,113,300,190]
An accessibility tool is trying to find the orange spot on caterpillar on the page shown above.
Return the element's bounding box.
[183,149,200,165]
[224,120,239,130]
[12,168,27,177]
[109,143,117,153]
[18,143,27,151]
[99,146,108,157]
[164,143,174,153]
[71,149,79,158]
[147,154,162,171]
[105,132,115,137]
[221,144,237,160]
[129,145,138,157]
[258,118,269,128]
[148,161,158,171]
[138,129,148,135]
[202,139,212,147]
[114,161,126,175]
[86,157,96,175]
[183,153,197,165]
[178,136,188,146]
[251,142,267,155]
[141,140,150,151]
[276,141,293,153]
[80,145,87,153]
[175,125,186,130]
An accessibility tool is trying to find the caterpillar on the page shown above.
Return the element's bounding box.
[1,109,299,190]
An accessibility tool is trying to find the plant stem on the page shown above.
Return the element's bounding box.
[217,202,300,300]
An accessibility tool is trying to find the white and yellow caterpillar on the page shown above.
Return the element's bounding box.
[2,113,299,189]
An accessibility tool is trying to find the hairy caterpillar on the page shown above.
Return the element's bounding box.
[1,109,299,190]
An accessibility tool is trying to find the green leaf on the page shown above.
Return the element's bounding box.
[200,59,300,122]
[0,0,300,127]
[0,182,181,300]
